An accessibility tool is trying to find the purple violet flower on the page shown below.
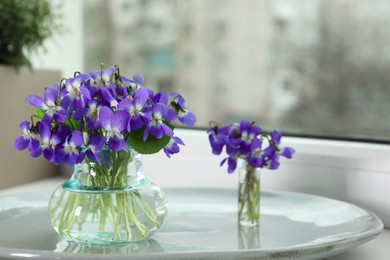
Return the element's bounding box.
[207,120,295,173]
[166,92,196,126]
[74,100,102,130]
[220,156,238,174]
[163,136,185,158]
[99,107,129,152]
[100,87,118,108]
[143,103,173,141]
[25,83,65,124]
[14,121,40,155]
[56,130,85,165]
[83,133,107,165]
[117,88,150,131]
[271,130,283,145]
[38,122,62,162]
[207,126,226,155]
[239,120,262,154]
[61,74,91,110]
[89,66,118,89]
[280,147,295,159]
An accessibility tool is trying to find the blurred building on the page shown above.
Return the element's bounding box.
[174,0,272,125]
[84,0,272,126]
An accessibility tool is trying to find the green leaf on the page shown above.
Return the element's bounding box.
[36,108,46,121]
[126,123,174,155]
[64,113,80,130]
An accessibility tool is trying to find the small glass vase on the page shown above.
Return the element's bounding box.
[238,161,261,226]
[48,147,168,244]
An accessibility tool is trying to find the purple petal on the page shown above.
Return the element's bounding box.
[100,88,117,107]
[55,149,68,165]
[133,74,144,85]
[161,123,173,137]
[67,153,77,166]
[178,111,196,126]
[108,136,128,152]
[173,136,185,145]
[268,156,280,170]
[165,108,177,122]
[226,143,238,156]
[87,84,99,97]
[30,147,43,158]
[113,110,129,132]
[43,149,55,162]
[25,95,46,109]
[134,87,149,105]
[166,143,179,155]
[251,138,262,150]
[220,157,228,167]
[153,103,166,115]
[28,138,40,152]
[240,120,251,133]
[74,108,88,120]
[99,107,114,130]
[50,134,61,146]
[88,135,100,147]
[154,92,168,106]
[227,157,237,173]
[58,125,71,141]
[80,86,91,100]
[129,116,146,131]
[53,113,66,124]
[73,73,91,86]
[39,122,51,140]
[86,150,102,165]
[97,136,107,150]
[117,100,132,112]
[89,69,101,79]
[177,96,187,109]
[271,130,283,145]
[44,84,59,104]
[281,147,295,159]
[263,146,276,157]
[19,121,30,132]
[170,93,188,109]
[14,136,29,150]
[163,148,172,158]
[102,66,118,80]
[209,136,224,155]
[150,125,164,139]
[143,124,151,141]
[61,95,74,113]
[76,152,85,164]
[42,113,53,125]
[71,130,84,147]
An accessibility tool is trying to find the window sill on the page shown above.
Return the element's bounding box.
[144,129,390,228]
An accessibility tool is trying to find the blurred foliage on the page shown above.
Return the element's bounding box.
[0,0,63,69]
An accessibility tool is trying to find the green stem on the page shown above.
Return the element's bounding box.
[238,164,260,225]
[49,147,163,242]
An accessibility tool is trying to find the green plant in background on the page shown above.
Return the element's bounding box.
[0,0,63,69]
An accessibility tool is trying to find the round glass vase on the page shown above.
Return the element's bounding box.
[48,147,168,244]
[238,161,261,226]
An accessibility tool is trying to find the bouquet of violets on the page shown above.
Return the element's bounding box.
[14,65,196,164]
[208,120,295,226]
[14,64,196,243]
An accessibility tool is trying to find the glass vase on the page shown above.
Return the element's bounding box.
[238,161,261,226]
[48,147,168,244]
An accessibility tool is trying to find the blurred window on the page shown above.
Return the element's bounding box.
[83,0,390,141]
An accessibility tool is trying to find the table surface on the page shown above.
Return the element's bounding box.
[0,177,389,260]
